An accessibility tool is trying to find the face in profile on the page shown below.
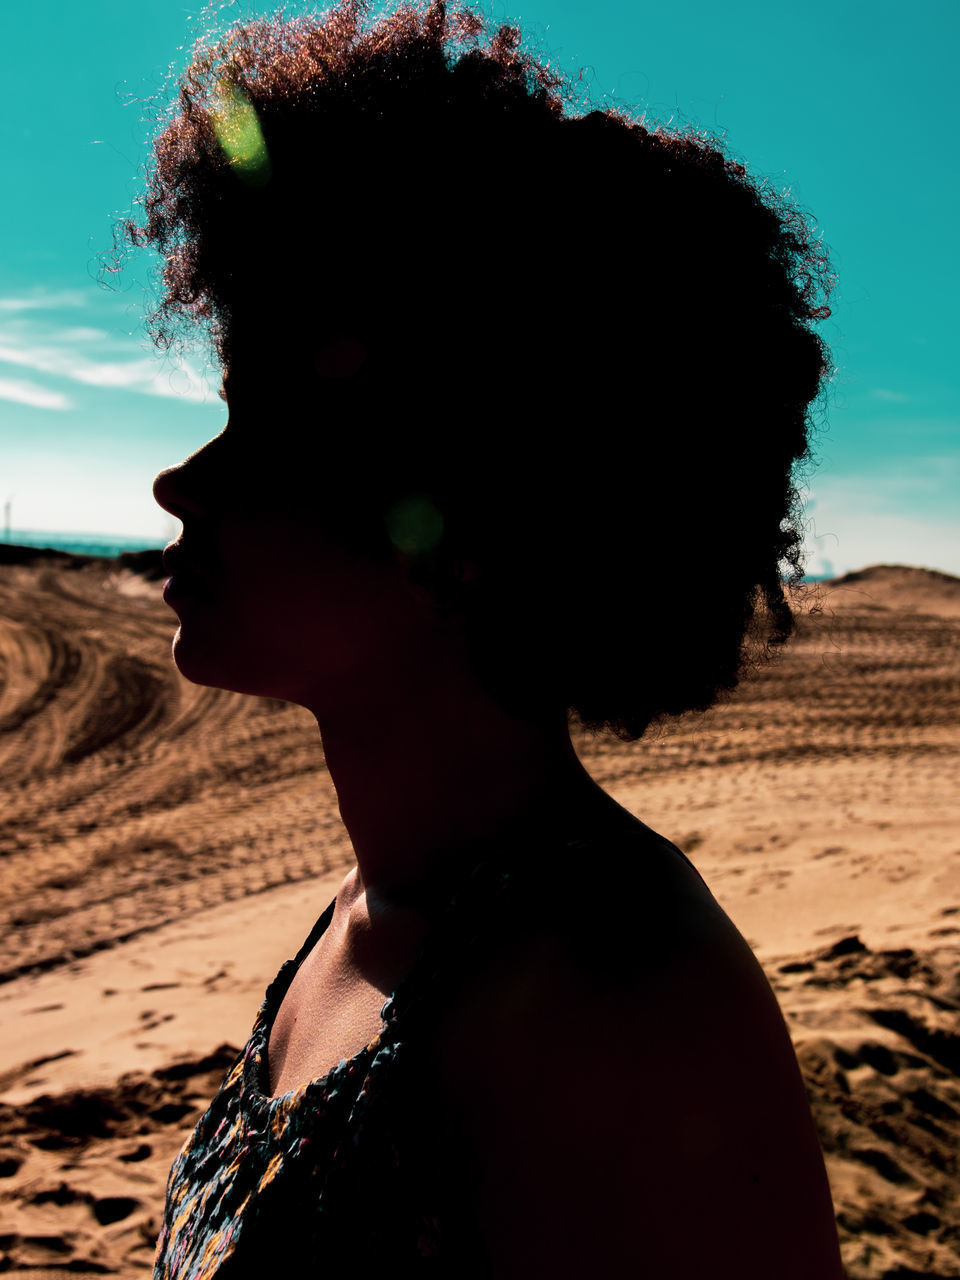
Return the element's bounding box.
[153,367,435,712]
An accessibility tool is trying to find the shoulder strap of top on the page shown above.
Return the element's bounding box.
[290,897,337,970]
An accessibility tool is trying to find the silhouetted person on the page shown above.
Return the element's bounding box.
[144,3,842,1275]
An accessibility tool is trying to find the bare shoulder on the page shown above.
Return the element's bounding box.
[429,822,844,1279]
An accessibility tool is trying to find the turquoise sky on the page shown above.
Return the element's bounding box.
[1,0,957,575]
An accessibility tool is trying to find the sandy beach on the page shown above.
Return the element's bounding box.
[0,549,958,1278]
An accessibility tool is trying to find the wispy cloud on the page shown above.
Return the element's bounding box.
[0,304,217,406]
[870,388,910,403]
[58,326,111,342]
[0,290,87,314]
[0,377,73,410]
[803,468,960,577]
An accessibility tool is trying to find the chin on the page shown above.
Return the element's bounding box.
[170,627,281,699]
[171,627,229,690]
[171,624,319,706]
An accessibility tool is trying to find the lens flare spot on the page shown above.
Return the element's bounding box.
[210,84,272,187]
[384,495,444,555]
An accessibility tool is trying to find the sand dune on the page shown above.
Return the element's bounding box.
[0,553,958,1277]
[0,549,349,987]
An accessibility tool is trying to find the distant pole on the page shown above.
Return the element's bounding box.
[2,498,9,544]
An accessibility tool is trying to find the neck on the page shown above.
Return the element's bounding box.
[309,666,609,908]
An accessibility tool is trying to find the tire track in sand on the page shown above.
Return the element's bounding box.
[2,558,958,987]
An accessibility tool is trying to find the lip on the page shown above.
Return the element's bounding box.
[162,574,192,605]
[162,541,188,576]
[161,543,209,604]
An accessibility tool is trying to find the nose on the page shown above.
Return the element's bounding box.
[153,435,222,520]
[153,463,192,519]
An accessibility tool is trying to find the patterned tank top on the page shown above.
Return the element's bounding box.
[153,825,700,1277]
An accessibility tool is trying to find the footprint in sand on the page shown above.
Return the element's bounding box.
[118,1142,152,1163]
[138,1010,175,1030]
[92,1195,141,1225]
[813,846,846,860]
[848,1146,916,1187]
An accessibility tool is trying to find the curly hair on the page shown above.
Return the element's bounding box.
[133,0,833,740]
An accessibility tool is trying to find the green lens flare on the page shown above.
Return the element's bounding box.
[210,85,272,187]
[384,495,445,555]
